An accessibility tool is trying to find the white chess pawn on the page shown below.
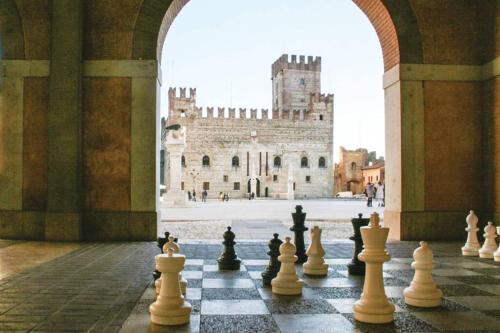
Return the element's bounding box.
[403,241,442,307]
[494,227,500,262]
[461,210,480,256]
[155,236,188,295]
[353,212,395,324]
[479,222,497,259]
[271,237,304,295]
[150,248,192,325]
[303,226,328,276]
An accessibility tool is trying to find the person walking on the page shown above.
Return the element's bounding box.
[365,182,375,207]
[187,191,192,201]
[202,190,207,202]
[375,181,385,207]
[192,189,196,202]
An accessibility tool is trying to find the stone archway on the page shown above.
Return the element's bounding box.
[134,0,422,240]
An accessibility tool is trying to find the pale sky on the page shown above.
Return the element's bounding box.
[160,0,385,162]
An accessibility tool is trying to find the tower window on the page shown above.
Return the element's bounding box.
[299,78,305,86]
[306,176,311,183]
[234,182,240,190]
[203,182,210,190]
[351,162,356,170]
[202,155,210,166]
[223,175,228,182]
[181,155,186,167]
[273,175,278,182]
[319,115,324,121]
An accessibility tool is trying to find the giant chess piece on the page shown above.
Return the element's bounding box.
[494,227,500,262]
[303,226,328,276]
[347,213,370,275]
[291,205,308,264]
[155,236,187,295]
[353,212,395,324]
[217,227,241,270]
[153,232,178,280]
[271,237,304,295]
[262,233,283,286]
[461,210,481,256]
[403,241,443,307]
[150,248,192,326]
[479,222,497,259]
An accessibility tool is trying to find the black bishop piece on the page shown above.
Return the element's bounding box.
[291,205,308,264]
[347,213,370,275]
[217,226,241,270]
[261,233,283,286]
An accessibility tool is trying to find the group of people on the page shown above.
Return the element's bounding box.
[364,181,385,207]
[187,189,208,202]
[218,192,230,201]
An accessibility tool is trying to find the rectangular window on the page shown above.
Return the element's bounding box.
[203,182,210,190]
[273,175,278,182]
[181,182,184,190]
[223,175,228,182]
[234,182,240,190]
[319,115,324,121]
[306,176,311,183]
[376,175,379,181]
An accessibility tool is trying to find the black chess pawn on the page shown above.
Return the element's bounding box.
[262,233,283,286]
[217,226,241,270]
[347,213,370,275]
[291,205,308,264]
[153,232,178,280]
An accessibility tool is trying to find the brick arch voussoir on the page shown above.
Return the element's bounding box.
[353,0,423,71]
[0,0,25,59]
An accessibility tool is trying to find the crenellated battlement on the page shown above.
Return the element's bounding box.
[310,92,334,104]
[272,54,321,77]
[168,87,196,99]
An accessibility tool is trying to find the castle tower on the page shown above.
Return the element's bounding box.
[168,87,197,125]
[271,54,321,115]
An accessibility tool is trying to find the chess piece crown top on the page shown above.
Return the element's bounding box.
[223,226,236,242]
[163,236,180,254]
[413,241,433,262]
[484,221,496,233]
[295,205,303,213]
[280,237,295,256]
[369,212,381,228]
[269,233,282,248]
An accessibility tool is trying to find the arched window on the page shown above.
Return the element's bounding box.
[181,155,186,167]
[273,156,281,168]
[318,157,326,168]
[232,156,239,167]
[351,162,356,170]
[202,155,210,166]
[301,157,308,168]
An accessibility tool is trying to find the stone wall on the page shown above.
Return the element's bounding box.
[333,147,368,195]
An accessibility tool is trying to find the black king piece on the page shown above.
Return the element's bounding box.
[217,226,241,270]
[291,205,308,264]
[262,233,283,286]
[347,213,370,275]
[153,231,178,280]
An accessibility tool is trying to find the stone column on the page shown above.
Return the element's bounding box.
[164,127,187,207]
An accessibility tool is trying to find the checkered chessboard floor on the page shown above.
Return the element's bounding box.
[120,243,500,333]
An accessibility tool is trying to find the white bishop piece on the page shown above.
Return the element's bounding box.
[494,227,500,262]
[303,226,328,276]
[150,248,192,326]
[461,210,480,256]
[155,237,188,295]
[479,222,497,259]
[271,237,304,295]
[403,241,442,307]
[353,212,395,324]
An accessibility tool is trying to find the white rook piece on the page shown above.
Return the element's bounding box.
[461,210,480,256]
[303,226,328,276]
[271,237,304,295]
[353,212,395,324]
[403,241,442,307]
[494,227,500,262]
[155,236,187,295]
[479,222,497,259]
[150,249,192,326]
